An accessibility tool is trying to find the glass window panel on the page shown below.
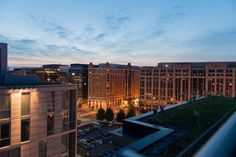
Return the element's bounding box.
[62,92,69,110]
[0,151,9,157]
[61,135,68,154]
[21,119,30,142]
[9,147,20,157]
[47,114,54,135]
[0,95,10,119]
[0,110,10,119]
[0,123,10,147]
[21,93,30,116]
[39,140,47,157]
[48,92,55,112]
[62,111,68,131]
[0,95,10,110]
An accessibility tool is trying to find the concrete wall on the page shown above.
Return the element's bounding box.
[123,120,158,138]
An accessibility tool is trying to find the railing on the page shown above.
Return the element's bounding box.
[119,111,236,157]
[194,112,236,157]
[119,149,145,157]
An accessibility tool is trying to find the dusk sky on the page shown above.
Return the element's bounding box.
[0,0,236,67]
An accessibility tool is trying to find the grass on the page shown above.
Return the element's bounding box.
[148,96,236,157]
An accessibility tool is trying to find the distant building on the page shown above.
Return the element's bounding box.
[0,43,7,84]
[140,62,236,110]
[88,62,140,110]
[69,64,88,108]
[12,67,37,75]
[34,64,69,83]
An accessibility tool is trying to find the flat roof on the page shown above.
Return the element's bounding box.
[0,83,77,90]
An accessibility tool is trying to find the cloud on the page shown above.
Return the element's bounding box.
[95,33,107,40]
[84,26,94,33]
[0,33,99,66]
[99,5,187,54]
[172,5,184,11]
[0,35,37,56]
[15,39,36,45]
[71,5,188,59]
[0,34,8,41]
[44,44,97,56]
[29,14,73,38]
[157,5,187,25]
[155,28,236,62]
[67,4,189,63]
[105,15,130,30]
[185,29,236,51]
[117,16,130,24]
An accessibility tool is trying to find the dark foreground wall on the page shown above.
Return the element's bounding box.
[123,120,158,138]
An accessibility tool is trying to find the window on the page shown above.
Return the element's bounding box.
[0,147,20,157]
[21,119,30,142]
[47,114,54,135]
[61,135,68,154]
[69,90,76,130]
[62,92,69,110]
[39,140,47,157]
[0,94,10,119]
[62,111,69,131]
[48,92,55,112]
[21,93,30,116]
[0,123,10,147]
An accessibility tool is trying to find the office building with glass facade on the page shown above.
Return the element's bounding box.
[69,64,88,108]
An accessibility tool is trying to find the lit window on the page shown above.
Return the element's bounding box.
[21,93,30,116]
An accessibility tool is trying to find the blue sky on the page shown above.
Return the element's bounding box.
[0,0,235,67]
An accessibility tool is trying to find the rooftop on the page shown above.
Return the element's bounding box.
[114,96,236,157]
[142,96,236,157]
[0,83,76,90]
[158,62,236,68]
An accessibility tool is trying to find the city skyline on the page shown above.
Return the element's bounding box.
[0,0,236,68]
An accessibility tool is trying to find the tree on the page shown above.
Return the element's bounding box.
[105,108,114,121]
[96,108,105,121]
[126,106,136,118]
[116,109,126,123]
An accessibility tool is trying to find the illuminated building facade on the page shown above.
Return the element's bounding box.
[0,43,77,157]
[69,64,88,108]
[34,64,69,83]
[88,62,140,110]
[140,62,236,110]
[0,85,77,157]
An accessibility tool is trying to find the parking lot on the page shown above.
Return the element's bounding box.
[77,122,121,157]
